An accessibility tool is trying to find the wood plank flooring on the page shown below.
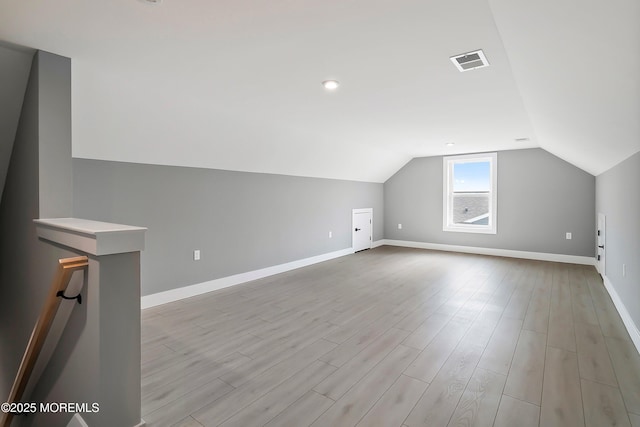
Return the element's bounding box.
[141,246,640,427]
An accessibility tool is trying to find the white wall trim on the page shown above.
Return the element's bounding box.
[34,218,146,256]
[443,152,497,235]
[371,239,385,249]
[142,247,354,309]
[352,208,374,252]
[380,239,595,265]
[352,208,373,214]
[602,275,640,354]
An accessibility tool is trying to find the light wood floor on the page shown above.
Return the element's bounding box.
[141,246,640,427]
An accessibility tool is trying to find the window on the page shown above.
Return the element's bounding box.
[443,152,497,234]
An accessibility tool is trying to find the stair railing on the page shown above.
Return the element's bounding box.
[1,256,88,427]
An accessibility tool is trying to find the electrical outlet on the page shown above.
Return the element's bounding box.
[398,224,402,230]
[194,249,201,261]
[328,231,332,238]
[565,232,572,240]
[623,264,626,277]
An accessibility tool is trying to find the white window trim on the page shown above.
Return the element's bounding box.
[442,152,497,234]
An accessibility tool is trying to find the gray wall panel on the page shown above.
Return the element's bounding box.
[595,151,640,330]
[0,43,33,204]
[0,51,83,426]
[73,159,384,296]
[37,51,72,218]
[0,50,45,402]
[384,148,595,256]
[1,51,140,427]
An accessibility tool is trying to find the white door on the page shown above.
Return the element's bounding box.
[352,209,372,252]
[597,213,606,275]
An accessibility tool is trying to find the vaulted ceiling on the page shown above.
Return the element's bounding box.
[1,0,638,182]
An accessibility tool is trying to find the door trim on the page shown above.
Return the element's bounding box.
[597,213,606,275]
[352,208,373,252]
[353,208,373,215]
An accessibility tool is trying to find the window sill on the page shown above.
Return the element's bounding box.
[443,226,497,234]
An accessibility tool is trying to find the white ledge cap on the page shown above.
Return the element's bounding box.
[34,218,147,256]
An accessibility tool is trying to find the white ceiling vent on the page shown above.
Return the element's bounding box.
[450,49,490,72]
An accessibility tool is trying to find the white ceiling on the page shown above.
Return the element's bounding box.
[0,0,638,182]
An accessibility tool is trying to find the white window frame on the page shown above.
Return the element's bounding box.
[443,152,497,234]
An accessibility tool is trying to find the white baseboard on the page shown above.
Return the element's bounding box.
[142,239,590,309]
[380,239,595,265]
[141,247,355,309]
[602,275,640,354]
[371,239,385,249]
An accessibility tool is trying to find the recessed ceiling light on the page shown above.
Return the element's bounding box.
[515,137,530,142]
[322,80,340,90]
[139,0,161,4]
[446,142,455,146]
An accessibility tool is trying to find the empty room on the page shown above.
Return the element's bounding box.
[0,1,639,427]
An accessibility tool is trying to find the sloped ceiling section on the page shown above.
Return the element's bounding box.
[0,0,637,182]
[0,43,34,203]
[488,0,640,175]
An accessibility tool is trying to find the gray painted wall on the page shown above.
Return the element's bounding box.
[0,43,33,205]
[0,51,77,424]
[0,51,141,427]
[384,148,595,256]
[596,151,640,330]
[24,252,143,427]
[73,159,384,296]
[37,51,72,218]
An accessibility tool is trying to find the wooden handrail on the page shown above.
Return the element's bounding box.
[1,256,88,427]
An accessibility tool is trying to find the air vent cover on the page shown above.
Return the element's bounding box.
[450,49,490,72]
